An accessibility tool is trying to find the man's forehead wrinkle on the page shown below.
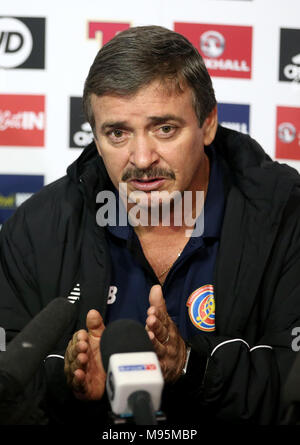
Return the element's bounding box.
[91,78,189,104]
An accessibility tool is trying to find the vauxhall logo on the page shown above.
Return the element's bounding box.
[200,29,250,73]
[0,17,45,69]
[276,106,300,161]
[174,23,252,79]
[278,122,296,144]
[200,31,225,58]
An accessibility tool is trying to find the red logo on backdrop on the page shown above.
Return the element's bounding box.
[0,95,45,147]
[276,106,300,160]
[174,23,252,78]
[88,22,130,47]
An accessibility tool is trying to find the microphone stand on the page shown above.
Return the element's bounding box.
[128,391,157,425]
[108,395,166,425]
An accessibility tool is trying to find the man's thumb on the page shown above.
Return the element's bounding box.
[149,284,166,309]
[86,309,105,338]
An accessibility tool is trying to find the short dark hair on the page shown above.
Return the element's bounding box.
[83,25,216,134]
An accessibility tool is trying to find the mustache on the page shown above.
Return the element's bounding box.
[121,167,176,182]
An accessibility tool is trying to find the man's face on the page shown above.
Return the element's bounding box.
[91,81,217,204]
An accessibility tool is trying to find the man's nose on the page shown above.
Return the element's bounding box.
[129,135,159,170]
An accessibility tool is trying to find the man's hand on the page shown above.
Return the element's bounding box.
[146,285,187,383]
[64,309,106,400]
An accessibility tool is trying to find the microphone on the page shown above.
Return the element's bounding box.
[100,319,164,425]
[0,297,78,424]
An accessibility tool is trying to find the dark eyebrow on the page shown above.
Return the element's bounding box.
[147,114,186,125]
[100,121,132,133]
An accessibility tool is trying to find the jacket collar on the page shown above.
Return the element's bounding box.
[212,125,300,207]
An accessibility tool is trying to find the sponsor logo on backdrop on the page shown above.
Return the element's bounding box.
[88,22,130,47]
[0,16,45,69]
[279,28,300,83]
[0,95,45,146]
[278,123,296,143]
[69,96,93,148]
[218,103,250,134]
[200,30,225,58]
[174,23,252,78]
[275,107,300,160]
[0,174,44,227]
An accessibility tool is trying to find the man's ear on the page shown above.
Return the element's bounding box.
[203,106,218,146]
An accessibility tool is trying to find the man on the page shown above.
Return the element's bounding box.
[1,25,300,425]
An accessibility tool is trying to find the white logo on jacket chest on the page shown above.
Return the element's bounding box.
[67,283,81,303]
[107,286,118,304]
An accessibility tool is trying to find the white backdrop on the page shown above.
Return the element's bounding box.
[0,0,299,189]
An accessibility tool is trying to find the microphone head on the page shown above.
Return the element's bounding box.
[100,319,153,372]
[0,297,78,390]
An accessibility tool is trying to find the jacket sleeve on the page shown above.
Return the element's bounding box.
[0,209,73,423]
[0,210,50,424]
[0,209,41,343]
[180,194,300,425]
[0,207,110,425]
